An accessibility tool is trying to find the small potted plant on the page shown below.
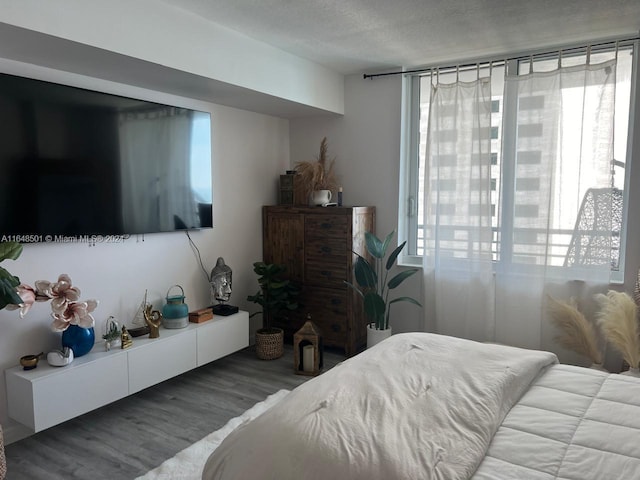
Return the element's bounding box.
[346,230,421,348]
[247,262,300,360]
[294,137,338,205]
[0,241,25,310]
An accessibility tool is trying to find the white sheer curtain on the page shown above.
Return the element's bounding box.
[119,107,196,233]
[423,58,618,363]
[422,77,495,341]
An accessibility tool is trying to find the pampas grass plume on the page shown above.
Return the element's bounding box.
[294,137,338,193]
[546,295,602,364]
[595,291,640,369]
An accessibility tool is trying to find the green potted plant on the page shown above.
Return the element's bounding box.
[0,241,20,480]
[0,241,25,310]
[247,262,300,360]
[346,230,421,348]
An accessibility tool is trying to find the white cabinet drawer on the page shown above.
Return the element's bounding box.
[128,330,197,394]
[6,351,128,432]
[197,311,249,365]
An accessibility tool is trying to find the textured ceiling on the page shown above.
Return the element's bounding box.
[157,0,640,74]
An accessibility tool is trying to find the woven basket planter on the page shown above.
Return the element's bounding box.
[255,328,284,360]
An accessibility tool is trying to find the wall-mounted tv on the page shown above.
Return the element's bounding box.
[0,72,213,239]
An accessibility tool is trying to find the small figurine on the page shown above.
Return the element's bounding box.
[144,304,162,338]
[47,347,74,367]
[210,257,239,316]
[121,325,133,349]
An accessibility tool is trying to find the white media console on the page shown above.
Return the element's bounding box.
[5,311,249,432]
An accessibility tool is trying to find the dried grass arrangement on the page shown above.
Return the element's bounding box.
[546,295,603,365]
[595,290,640,370]
[294,137,338,194]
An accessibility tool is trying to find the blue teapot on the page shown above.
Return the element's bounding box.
[162,285,189,329]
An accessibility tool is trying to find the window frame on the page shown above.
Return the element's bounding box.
[398,41,639,284]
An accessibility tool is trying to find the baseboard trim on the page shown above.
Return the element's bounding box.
[3,423,33,445]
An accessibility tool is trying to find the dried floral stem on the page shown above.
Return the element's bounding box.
[546,295,602,364]
[294,137,338,193]
[595,291,640,369]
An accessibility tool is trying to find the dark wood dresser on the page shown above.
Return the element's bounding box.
[262,205,376,356]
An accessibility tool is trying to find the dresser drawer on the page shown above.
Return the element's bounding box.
[299,288,348,348]
[305,237,347,262]
[305,260,347,287]
[305,215,349,238]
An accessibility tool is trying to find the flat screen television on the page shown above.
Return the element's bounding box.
[0,72,213,240]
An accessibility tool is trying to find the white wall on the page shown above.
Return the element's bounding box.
[0,61,289,443]
[289,74,423,334]
[0,0,344,115]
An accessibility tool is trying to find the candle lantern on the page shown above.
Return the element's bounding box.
[293,317,323,376]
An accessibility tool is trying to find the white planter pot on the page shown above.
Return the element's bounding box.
[366,324,392,349]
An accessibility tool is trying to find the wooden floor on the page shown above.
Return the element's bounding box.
[5,345,344,480]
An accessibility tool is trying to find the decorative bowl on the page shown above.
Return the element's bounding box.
[20,352,43,370]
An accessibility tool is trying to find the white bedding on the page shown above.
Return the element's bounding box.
[473,364,640,480]
[202,333,557,480]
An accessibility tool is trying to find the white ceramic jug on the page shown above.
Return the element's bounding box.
[310,189,332,206]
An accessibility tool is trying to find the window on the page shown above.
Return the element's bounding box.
[399,43,636,281]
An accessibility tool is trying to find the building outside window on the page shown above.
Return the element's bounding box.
[400,43,635,282]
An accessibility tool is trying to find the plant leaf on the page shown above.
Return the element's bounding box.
[389,296,422,307]
[354,255,377,288]
[0,265,20,287]
[387,268,419,289]
[0,241,23,263]
[344,281,364,298]
[0,276,23,309]
[365,231,384,258]
[385,241,406,271]
[381,231,394,258]
[363,292,385,324]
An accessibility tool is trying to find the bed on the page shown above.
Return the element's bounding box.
[202,333,640,480]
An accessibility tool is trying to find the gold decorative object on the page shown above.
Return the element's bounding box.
[293,316,323,376]
[144,304,162,338]
[19,352,43,370]
[546,295,602,365]
[121,326,133,349]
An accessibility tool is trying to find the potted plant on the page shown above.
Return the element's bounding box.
[0,241,21,480]
[295,137,339,205]
[247,262,300,360]
[0,241,25,310]
[346,230,421,348]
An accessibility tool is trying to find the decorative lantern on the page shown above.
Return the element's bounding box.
[162,285,189,329]
[293,316,323,376]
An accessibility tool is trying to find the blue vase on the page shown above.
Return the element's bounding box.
[61,325,95,357]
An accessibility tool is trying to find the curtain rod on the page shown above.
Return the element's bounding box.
[363,35,640,79]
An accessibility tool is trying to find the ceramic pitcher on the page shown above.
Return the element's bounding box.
[310,189,332,206]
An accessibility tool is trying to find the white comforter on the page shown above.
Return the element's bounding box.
[473,364,640,479]
[202,333,557,480]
